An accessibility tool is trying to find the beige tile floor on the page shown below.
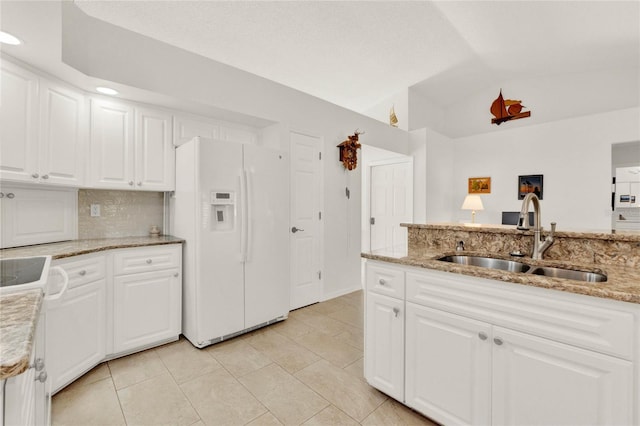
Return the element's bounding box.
[51,290,437,426]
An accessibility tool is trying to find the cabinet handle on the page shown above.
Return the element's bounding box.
[379,278,386,285]
[35,371,47,383]
[174,273,179,277]
[0,192,3,198]
[42,174,49,179]
[79,270,87,276]
[494,337,504,346]
[478,332,488,341]
[31,358,45,371]
[146,259,152,264]
[32,173,39,179]
[6,193,15,199]
[393,307,400,318]
[137,182,142,186]
[128,181,134,186]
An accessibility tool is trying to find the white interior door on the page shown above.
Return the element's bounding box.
[290,131,322,310]
[370,161,413,254]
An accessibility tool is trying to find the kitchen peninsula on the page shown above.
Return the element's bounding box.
[362,223,640,426]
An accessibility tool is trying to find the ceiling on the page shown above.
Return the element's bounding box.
[69,0,640,113]
[1,1,638,117]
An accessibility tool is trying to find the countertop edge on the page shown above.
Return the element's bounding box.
[0,236,184,260]
[0,290,43,380]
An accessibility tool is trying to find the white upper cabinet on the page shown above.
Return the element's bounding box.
[39,79,86,186]
[0,61,40,182]
[0,61,86,187]
[135,107,174,190]
[89,99,174,191]
[89,98,135,189]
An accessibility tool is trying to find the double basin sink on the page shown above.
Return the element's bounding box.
[438,255,607,283]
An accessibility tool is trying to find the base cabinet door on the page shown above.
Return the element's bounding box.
[46,280,106,393]
[365,292,404,401]
[113,269,180,354]
[491,326,633,426]
[405,302,492,426]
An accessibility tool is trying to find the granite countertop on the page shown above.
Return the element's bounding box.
[0,235,184,260]
[362,250,640,305]
[0,290,43,380]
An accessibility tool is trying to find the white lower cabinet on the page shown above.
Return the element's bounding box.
[113,269,180,353]
[365,260,639,426]
[3,312,49,426]
[492,326,633,426]
[45,245,182,394]
[405,303,491,426]
[365,292,404,401]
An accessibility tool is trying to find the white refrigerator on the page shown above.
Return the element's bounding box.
[172,137,290,348]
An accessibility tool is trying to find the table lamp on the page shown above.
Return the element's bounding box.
[462,195,484,224]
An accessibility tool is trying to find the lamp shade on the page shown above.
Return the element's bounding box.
[461,195,484,211]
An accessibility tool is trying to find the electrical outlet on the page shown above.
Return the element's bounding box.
[90,204,101,217]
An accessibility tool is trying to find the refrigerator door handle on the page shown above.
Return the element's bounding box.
[245,169,252,263]
[240,170,248,263]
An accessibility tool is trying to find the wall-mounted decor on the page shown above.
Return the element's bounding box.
[389,105,398,127]
[518,174,543,200]
[468,177,491,194]
[490,90,531,125]
[337,130,363,171]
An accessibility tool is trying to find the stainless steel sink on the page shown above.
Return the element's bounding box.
[0,256,51,294]
[529,266,607,282]
[437,255,531,273]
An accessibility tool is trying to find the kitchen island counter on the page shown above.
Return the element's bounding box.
[362,249,640,304]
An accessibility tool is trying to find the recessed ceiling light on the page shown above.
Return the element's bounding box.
[96,87,118,96]
[0,31,21,46]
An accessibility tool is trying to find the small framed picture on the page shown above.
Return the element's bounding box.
[518,174,543,200]
[468,177,491,194]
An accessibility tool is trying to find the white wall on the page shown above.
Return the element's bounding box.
[410,127,455,224]
[452,108,640,231]
[408,90,446,134]
[361,89,409,131]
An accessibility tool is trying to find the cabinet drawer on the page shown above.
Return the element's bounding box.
[113,245,181,276]
[366,261,405,299]
[52,253,106,291]
[406,268,636,360]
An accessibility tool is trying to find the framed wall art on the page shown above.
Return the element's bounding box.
[468,177,491,194]
[518,174,543,200]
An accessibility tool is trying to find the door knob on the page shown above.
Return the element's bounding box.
[291,227,305,233]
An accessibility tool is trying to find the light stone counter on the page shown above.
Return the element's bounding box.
[362,250,640,304]
[0,290,43,379]
[0,236,183,380]
[0,235,183,260]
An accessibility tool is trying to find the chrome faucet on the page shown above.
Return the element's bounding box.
[517,193,556,260]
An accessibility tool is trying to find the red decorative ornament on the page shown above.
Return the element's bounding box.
[490,90,531,125]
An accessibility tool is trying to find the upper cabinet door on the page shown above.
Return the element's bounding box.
[89,99,135,189]
[39,79,86,187]
[135,107,174,191]
[0,61,39,183]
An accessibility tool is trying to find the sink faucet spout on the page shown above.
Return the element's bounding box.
[517,193,556,260]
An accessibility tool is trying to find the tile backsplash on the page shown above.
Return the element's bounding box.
[78,189,164,239]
